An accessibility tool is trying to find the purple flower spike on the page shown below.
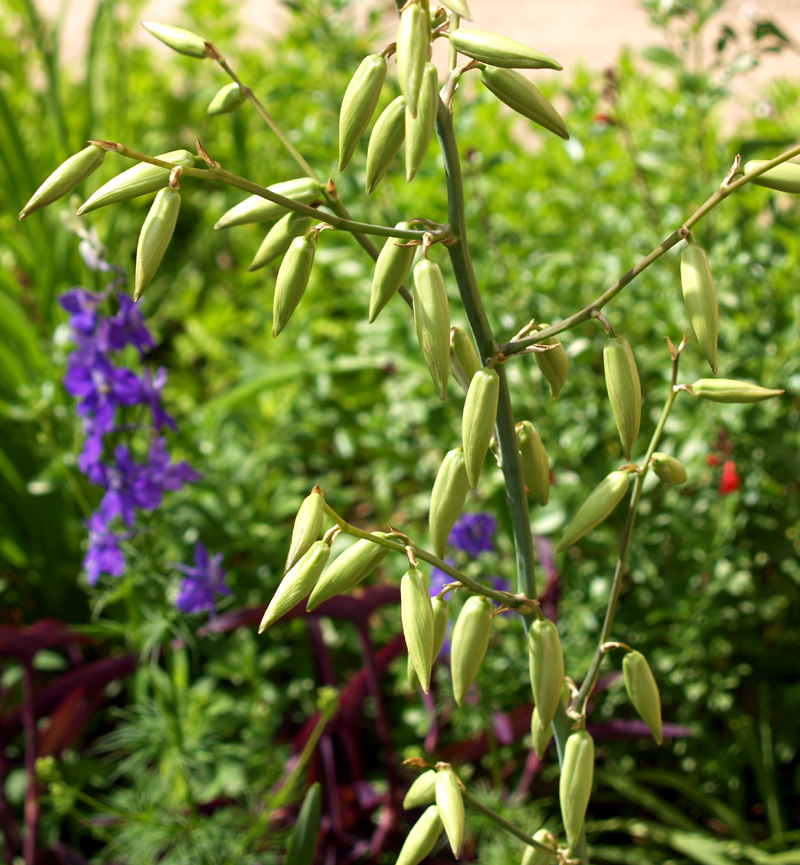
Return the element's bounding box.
[142,368,176,431]
[83,513,126,585]
[59,289,105,336]
[103,294,154,355]
[449,513,496,557]
[175,542,230,615]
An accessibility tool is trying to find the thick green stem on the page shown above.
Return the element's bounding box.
[460,789,558,857]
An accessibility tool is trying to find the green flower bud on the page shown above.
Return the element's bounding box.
[450,326,481,388]
[462,367,500,487]
[559,728,594,852]
[338,54,388,171]
[651,452,688,485]
[449,29,561,70]
[134,186,181,302]
[530,707,552,759]
[285,487,325,572]
[429,448,470,559]
[517,420,550,506]
[480,66,569,140]
[439,0,472,19]
[366,96,406,194]
[402,568,435,693]
[435,766,465,858]
[77,149,195,214]
[557,470,631,552]
[214,178,322,229]
[396,805,443,865]
[306,532,391,610]
[405,63,439,182]
[622,650,663,745]
[249,211,314,272]
[528,618,564,726]
[681,235,719,374]
[533,327,569,398]
[141,21,209,58]
[691,378,785,403]
[413,259,451,400]
[403,769,437,810]
[451,595,493,705]
[259,541,330,633]
[745,159,800,194]
[396,1,431,118]
[432,596,450,659]
[369,225,417,322]
[603,335,642,461]
[522,829,558,865]
[273,235,316,337]
[19,144,105,220]
[207,82,246,116]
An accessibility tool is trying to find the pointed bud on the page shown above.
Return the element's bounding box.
[306,532,391,610]
[214,178,322,228]
[522,829,558,865]
[285,487,325,573]
[401,568,435,693]
[405,63,439,181]
[559,728,594,852]
[207,82,246,116]
[435,766,465,858]
[480,67,569,140]
[449,29,561,70]
[259,541,330,633]
[622,650,663,745]
[369,225,417,322]
[432,596,450,659]
[273,235,316,337]
[462,367,500,487]
[528,618,565,726]
[141,21,209,58]
[517,421,550,506]
[450,326,481,388]
[530,707,552,759]
[396,805,444,865]
[603,335,642,460]
[396,1,430,118]
[429,448,470,559]
[691,378,784,403]
[338,54,387,171]
[651,452,688,485]
[134,186,181,302]
[366,96,406,194]
[413,259,451,400]
[77,150,195,214]
[403,769,437,810]
[439,0,473,19]
[451,595,493,705]
[557,470,631,552]
[249,211,314,272]
[681,235,719,374]
[745,159,800,194]
[19,144,105,219]
[533,327,569,398]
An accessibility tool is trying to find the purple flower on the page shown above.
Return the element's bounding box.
[103,294,154,355]
[97,444,163,525]
[82,513,126,585]
[141,368,176,431]
[145,437,201,491]
[59,289,104,336]
[175,542,230,615]
[78,429,105,477]
[449,513,496,557]
[64,351,144,431]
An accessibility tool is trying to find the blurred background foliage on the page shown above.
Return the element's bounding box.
[0,0,798,861]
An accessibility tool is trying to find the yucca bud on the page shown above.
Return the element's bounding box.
[249,212,314,272]
[19,144,105,219]
[141,21,209,58]
[366,96,407,194]
[134,186,181,302]
[559,728,595,852]
[622,650,663,745]
[448,29,561,70]
[450,327,481,387]
[557,470,631,552]
[745,159,800,194]
[403,769,437,810]
[534,327,569,398]
[530,707,552,759]
[413,259,451,400]
[435,766,465,858]
[406,63,439,182]
[480,67,569,140]
[396,805,444,865]
[691,378,785,403]
[462,367,500,488]
[214,178,322,229]
[285,487,325,573]
[680,235,719,375]
[522,829,558,865]
[207,82,246,116]
[429,448,470,558]
[451,595,493,705]
[439,0,473,18]
[258,541,330,633]
[528,618,565,726]
[369,225,417,322]
[338,54,388,171]
[306,532,391,610]
[517,421,550,506]
[273,235,316,337]
[396,1,430,118]
[603,335,642,461]
[77,149,195,214]
[402,568,436,693]
[432,596,450,659]
[651,452,688,485]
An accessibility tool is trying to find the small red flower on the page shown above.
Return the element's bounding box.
[718,460,741,495]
